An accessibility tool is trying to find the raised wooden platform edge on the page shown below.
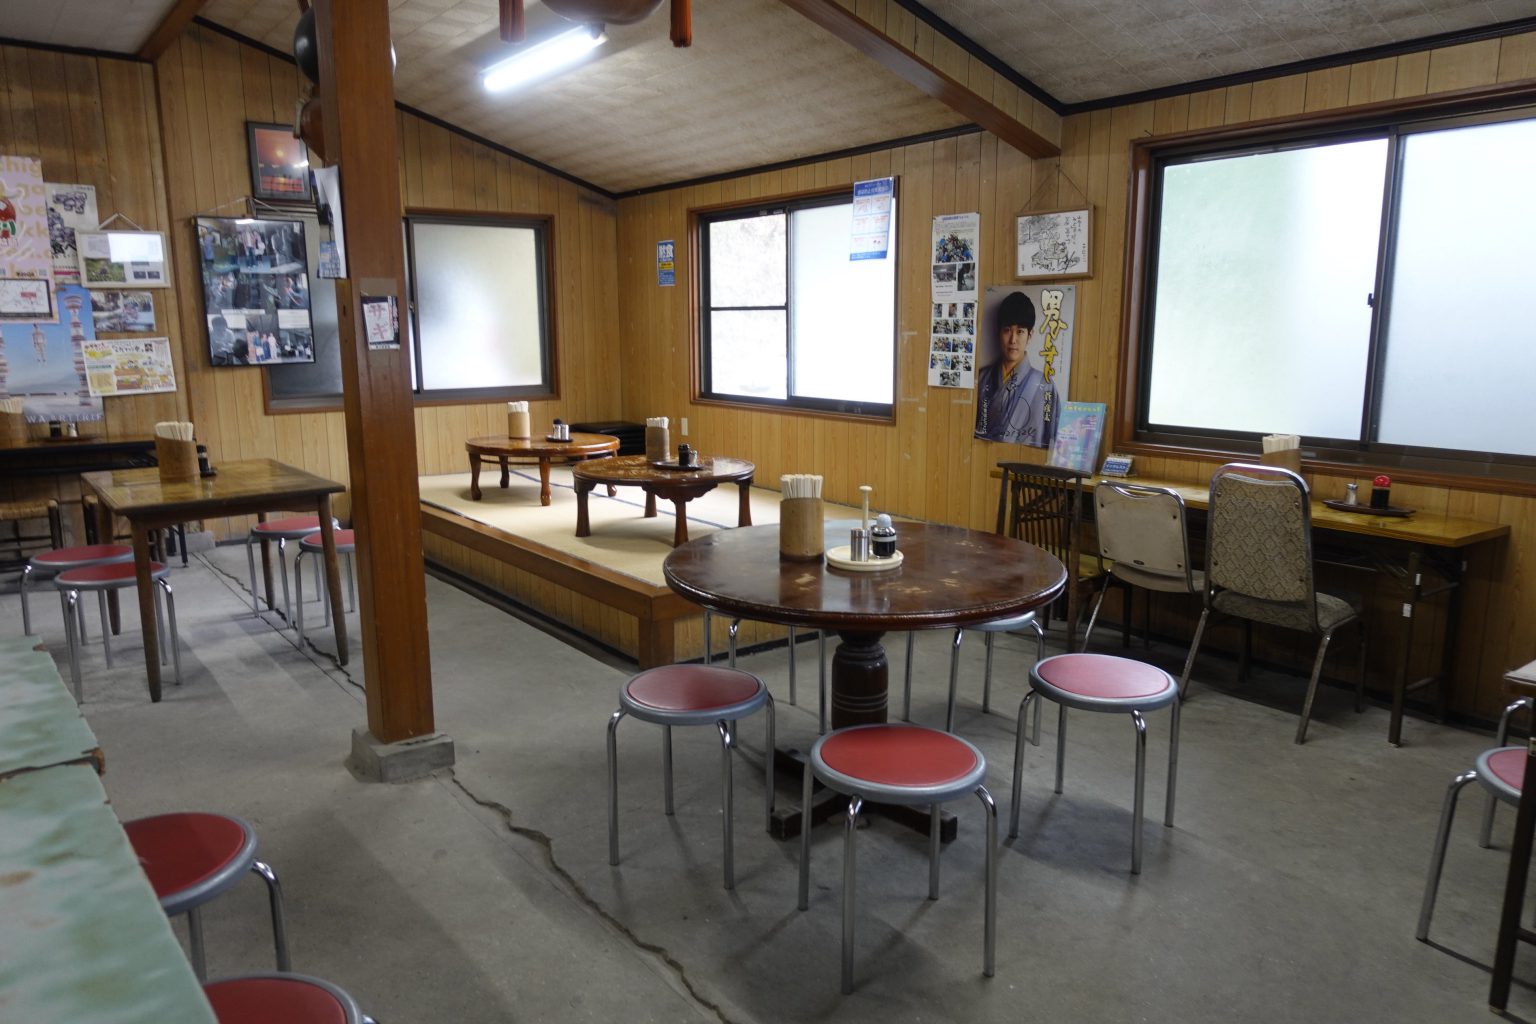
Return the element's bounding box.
[419,503,700,667]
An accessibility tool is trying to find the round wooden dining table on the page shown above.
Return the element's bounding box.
[663,522,1066,729]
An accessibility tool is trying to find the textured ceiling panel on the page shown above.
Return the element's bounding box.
[0,0,179,54]
[920,0,1536,105]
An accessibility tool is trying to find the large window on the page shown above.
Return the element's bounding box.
[1134,100,1536,477]
[266,212,553,410]
[698,192,897,417]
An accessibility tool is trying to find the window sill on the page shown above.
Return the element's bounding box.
[692,394,895,424]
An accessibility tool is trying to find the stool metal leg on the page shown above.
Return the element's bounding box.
[277,538,292,624]
[98,591,112,668]
[1009,691,1037,838]
[945,629,964,732]
[154,585,168,666]
[842,794,864,994]
[662,725,674,815]
[978,785,998,977]
[316,550,329,628]
[928,804,942,899]
[61,589,83,702]
[606,709,626,866]
[1417,769,1479,941]
[728,618,739,668]
[1131,709,1148,874]
[1055,705,1068,794]
[788,626,798,706]
[295,551,307,643]
[345,551,356,613]
[798,760,815,910]
[19,564,32,635]
[187,906,208,981]
[718,720,735,890]
[159,579,182,686]
[251,859,291,971]
[983,632,996,713]
[1482,699,1529,847]
[703,610,712,663]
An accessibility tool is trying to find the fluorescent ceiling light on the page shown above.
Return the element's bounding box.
[481,25,605,94]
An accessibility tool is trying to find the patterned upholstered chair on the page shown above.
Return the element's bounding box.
[1181,463,1364,744]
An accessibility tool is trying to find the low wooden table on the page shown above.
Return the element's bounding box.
[466,433,619,506]
[82,459,348,702]
[571,454,755,547]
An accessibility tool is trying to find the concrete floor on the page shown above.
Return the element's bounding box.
[7,546,1535,1023]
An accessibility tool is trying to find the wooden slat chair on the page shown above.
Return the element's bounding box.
[995,463,1103,652]
[2,498,64,571]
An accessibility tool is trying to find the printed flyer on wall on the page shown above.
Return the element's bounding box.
[927,212,979,389]
[849,177,893,260]
[84,336,177,397]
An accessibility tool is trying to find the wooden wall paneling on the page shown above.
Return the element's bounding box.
[1348,58,1401,106]
[1302,65,1354,112]
[1426,39,1503,93]
[1222,82,1254,124]
[2,47,41,154]
[1394,51,1432,97]
[1500,32,1536,80]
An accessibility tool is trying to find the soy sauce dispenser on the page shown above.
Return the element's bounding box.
[871,514,897,558]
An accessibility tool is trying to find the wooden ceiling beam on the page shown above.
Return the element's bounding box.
[138,0,210,61]
[777,0,1059,159]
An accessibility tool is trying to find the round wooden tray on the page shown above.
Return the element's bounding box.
[826,544,904,572]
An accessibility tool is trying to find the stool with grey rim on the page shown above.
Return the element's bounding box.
[203,973,376,1024]
[607,663,775,890]
[54,560,181,701]
[293,528,357,644]
[1417,744,1527,943]
[901,612,1047,734]
[798,723,997,993]
[123,811,288,982]
[1009,652,1181,874]
[18,542,132,638]
[244,515,337,624]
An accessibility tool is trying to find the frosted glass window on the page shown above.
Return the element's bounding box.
[791,203,895,404]
[1146,140,1385,439]
[410,220,547,393]
[701,195,896,415]
[1377,118,1536,456]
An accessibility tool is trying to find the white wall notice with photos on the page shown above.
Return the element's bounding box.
[928,212,979,389]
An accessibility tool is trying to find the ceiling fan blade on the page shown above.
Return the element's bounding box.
[500,0,526,42]
[670,0,691,46]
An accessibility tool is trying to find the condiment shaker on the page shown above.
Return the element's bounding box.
[871,514,897,558]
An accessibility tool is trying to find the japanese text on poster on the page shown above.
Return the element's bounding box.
[850,177,893,261]
[927,212,979,389]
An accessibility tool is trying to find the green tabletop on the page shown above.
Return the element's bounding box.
[0,764,215,1022]
[0,637,103,779]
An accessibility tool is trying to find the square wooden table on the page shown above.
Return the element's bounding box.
[81,459,349,701]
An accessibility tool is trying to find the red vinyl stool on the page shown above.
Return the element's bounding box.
[203,974,374,1024]
[797,724,997,993]
[294,529,356,644]
[607,664,775,890]
[54,560,180,702]
[1417,745,1524,942]
[1008,653,1181,874]
[244,516,336,623]
[19,543,132,638]
[124,812,289,981]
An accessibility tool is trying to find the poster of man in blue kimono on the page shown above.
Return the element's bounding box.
[973,284,1075,447]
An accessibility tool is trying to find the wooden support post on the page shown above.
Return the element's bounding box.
[315,0,437,744]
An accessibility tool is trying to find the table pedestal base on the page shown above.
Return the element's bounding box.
[830,629,889,727]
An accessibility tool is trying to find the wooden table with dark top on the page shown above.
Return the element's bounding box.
[572,454,756,547]
[465,432,619,505]
[664,522,1066,728]
[81,459,348,702]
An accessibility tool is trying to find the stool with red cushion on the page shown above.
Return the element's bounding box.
[797,723,997,993]
[124,812,289,981]
[244,515,338,624]
[1417,746,1525,943]
[203,973,374,1024]
[19,542,133,638]
[1008,652,1181,875]
[54,560,180,702]
[607,664,775,890]
[294,529,357,644]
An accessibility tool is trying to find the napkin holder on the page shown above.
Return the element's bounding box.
[507,409,531,439]
[155,437,200,483]
[779,497,824,561]
[645,423,670,463]
[1,411,28,447]
[1259,448,1302,473]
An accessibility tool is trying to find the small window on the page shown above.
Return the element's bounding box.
[698,191,896,417]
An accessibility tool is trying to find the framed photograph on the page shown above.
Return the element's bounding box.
[247,122,313,203]
[196,216,315,366]
[1015,207,1091,280]
[77,230,170,288]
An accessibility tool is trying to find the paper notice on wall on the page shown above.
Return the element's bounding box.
[850,177,893,260]
[46,182,97,285]
[84,336,177,396]
[0,154,55,320]
[362,294,399,350]
[928,212,979,389]
[657,240,675,286]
